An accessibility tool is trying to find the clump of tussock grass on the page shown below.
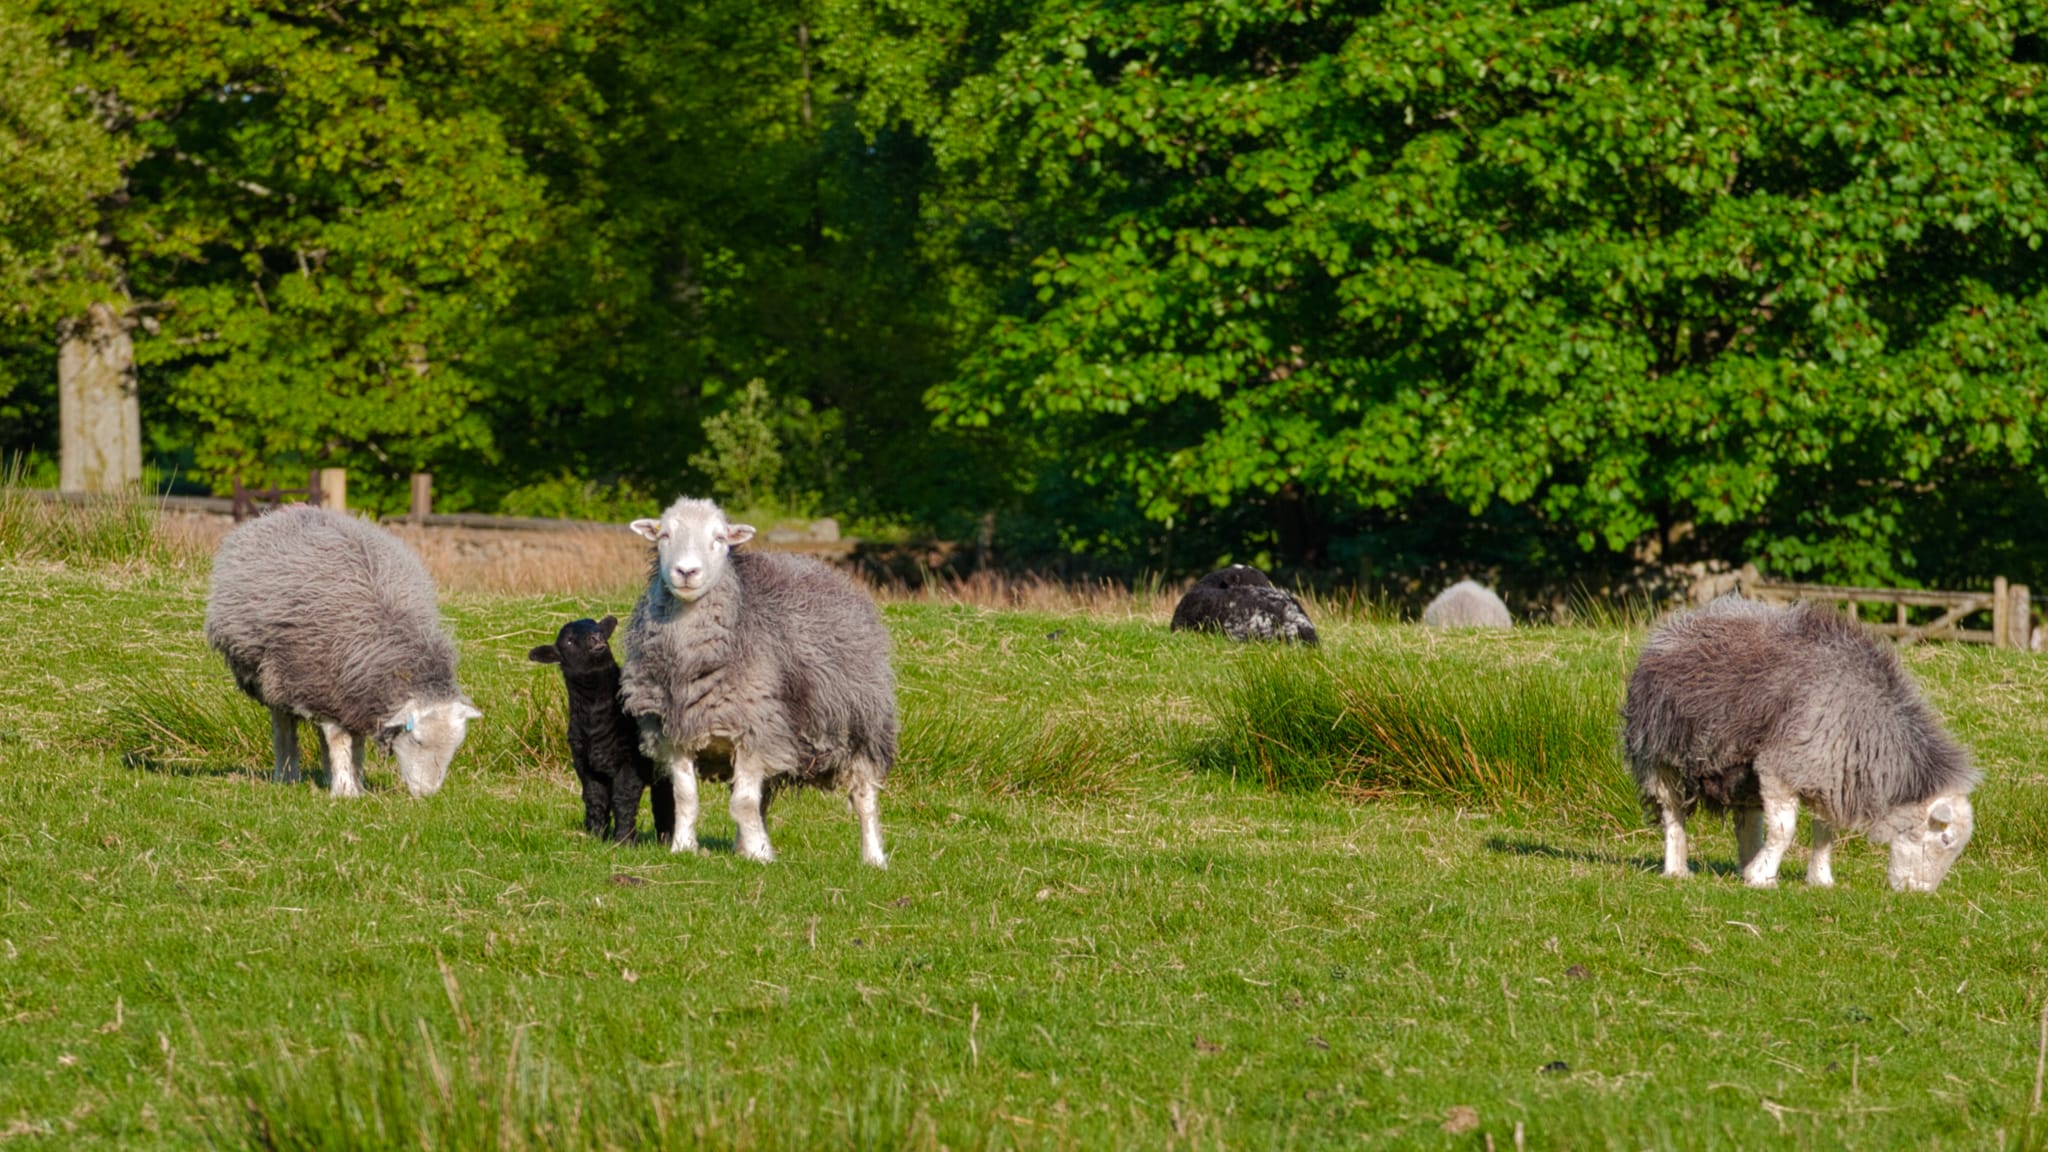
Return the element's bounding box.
[224,1011,924,1152]
[869,568,1184,621]
[0,457,182,569]
[1198,632,1637,823]
[105,671,271,778]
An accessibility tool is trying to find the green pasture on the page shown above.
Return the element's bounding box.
[4,560,2048,1149]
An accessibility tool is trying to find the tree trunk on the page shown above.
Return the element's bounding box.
[58,301,141,493]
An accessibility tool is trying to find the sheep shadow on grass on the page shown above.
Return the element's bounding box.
[1483,835,1744,879]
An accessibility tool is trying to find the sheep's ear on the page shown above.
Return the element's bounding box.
[724,522,756,546]
[528,644,561,664]
[380,702,419,742]
[598,614,618,638]
[456,703,483,722]
[630,518,662,541]
[1930,799,1954,825]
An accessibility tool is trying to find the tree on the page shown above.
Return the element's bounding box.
[0,7,129,464]
[904,0,2048,582]
[33,0,561,507]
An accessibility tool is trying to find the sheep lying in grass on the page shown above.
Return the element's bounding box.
[1421,580,1512,629]
[620,497,898,867]
[1623,597,1978,892]
[205,505,481,797]
[1170,565,1319,645]
[529,615,674,845]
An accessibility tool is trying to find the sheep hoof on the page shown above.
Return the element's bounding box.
[1661,867,1690,880]
[1807,872,1834,888]
[1742,873,1779,889]
[736,844,776,864]
[669,837,700,855]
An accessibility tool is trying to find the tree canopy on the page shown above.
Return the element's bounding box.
[3,0,2047,587]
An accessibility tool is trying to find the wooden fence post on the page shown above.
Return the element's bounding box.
[410,472,433,524]
[1994,577,2010,649]
[315,468,347,513]
[2011,583,2032,650]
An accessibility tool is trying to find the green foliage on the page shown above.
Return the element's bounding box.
[7,0,2048,581]
[0,7,131,443]
[690,378,787,512]
[0,10,128,321]
[907,0,2048,582]
[498,472,658,525]
[31,0,561,508]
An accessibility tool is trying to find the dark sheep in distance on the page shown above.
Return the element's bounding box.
[205,505,481,797]
[1170,565,1319,645]
[1623,597,1978,892]
[620,498,899,867]
[529,615,675,845]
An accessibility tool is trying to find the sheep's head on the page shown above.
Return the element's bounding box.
[527,615,619,676]
[630,498,755,602]
[1883,792,1975,893]
[380,698,483,798]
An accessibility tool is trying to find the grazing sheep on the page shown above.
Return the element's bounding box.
[1421,580,1512,629]
[1170,565,1319,645]
[619,497,898,867]
[529,615,675,845]
[205,505,481,797]
[1623,597,1978,892]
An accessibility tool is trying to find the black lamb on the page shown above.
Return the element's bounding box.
[529,615,674,844]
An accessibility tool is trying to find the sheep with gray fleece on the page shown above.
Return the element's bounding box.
[205,505,481,797]
[620,497,898,867]
[1623,597,1978,892]
[1421,580,1512,629]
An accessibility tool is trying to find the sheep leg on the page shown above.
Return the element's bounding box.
[269,707,301,783]
[729,752,776,863]
[1646,767,1688,878]
[1741,785,1799,888]
[1733,807,1765,872]
[666,754,700,854]
[650,774,675,846]
[319,722,364,798]
[609,771,643,845]
[850,768,887,870]
[579,770,612,839]
[1807,817,1835,888]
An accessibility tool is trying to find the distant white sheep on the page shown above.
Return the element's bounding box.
[619,498,898,867]
[205,505,481,797]
[1421,580,1512,629]
[1623,597,1978,892]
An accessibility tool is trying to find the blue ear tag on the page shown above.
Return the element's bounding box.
[405,714,417,733]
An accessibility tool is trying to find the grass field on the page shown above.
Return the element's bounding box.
[6,545,2048,1149]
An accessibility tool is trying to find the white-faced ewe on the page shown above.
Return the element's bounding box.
[620,497,898,867]
[1623,597,1978,892]
[1421,580,1512,629]
[205,505,481,797]
[529,615,674,845]
[1169,565,1319,644]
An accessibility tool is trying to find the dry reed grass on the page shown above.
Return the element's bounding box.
[863,567,1384,624]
